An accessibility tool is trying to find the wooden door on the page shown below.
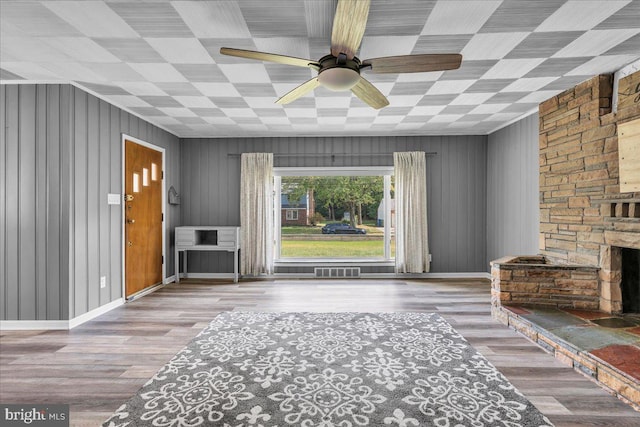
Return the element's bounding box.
[125,140,163,298]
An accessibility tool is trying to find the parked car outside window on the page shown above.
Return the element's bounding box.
[321,223,366,234]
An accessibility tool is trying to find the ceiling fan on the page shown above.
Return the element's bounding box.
[220,0,462,109]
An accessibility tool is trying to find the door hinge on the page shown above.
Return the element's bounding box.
[161,213,164,222]
[162,171,164,179]
[162,255,164,264]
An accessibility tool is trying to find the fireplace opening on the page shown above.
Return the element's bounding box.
[621,248,640,313]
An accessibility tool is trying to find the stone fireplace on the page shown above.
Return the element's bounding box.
[492,68,640,316]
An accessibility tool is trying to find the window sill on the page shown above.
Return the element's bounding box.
[275,259,395,267]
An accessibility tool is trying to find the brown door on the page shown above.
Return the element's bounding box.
[125,140,163,298]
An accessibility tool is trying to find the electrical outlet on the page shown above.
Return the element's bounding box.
[100,276,106,289]
[428,254,432,262]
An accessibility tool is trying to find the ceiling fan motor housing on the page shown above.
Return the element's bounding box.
[317,54,362,91]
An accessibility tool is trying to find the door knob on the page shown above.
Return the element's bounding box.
[128,241,133,247]
[125,194,134,201]
[127,218,136,224]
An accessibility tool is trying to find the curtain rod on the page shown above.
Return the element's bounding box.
[227,152,437,158]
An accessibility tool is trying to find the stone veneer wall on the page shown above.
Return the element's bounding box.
[539,70,640,312]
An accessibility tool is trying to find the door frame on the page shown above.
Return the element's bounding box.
[121,134,167,300]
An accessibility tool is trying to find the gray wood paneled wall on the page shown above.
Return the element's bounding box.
[180,135,487,274]
[486,113,540,267]
[1,84,180,321]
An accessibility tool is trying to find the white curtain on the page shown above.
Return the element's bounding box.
[240,153,274,275]
[394,151,429,273]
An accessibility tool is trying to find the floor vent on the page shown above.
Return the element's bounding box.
[314,267,361,278]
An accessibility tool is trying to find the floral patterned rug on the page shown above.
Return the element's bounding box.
[103,312,553,427]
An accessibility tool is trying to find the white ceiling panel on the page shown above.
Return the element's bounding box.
[461,33,529,60]
[553,29,640,58]
[422,1,502,35]
[171,1,251,38]
[145,38,214,64]
[536,1,630,32]
[2,0,639,137]
[44,38,121,63]
[129,63,188,83]
[481,58,546,79]
[44,1,139,38]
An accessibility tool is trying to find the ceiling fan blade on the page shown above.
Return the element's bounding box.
[220,47,320,69]
[330,0,370,60]
[362,54,463,74]
[276,78,321,105]
[351,77,389,109]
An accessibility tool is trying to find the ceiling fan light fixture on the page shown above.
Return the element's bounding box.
[318,66,360,91]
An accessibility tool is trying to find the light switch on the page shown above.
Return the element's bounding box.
[108,193,121,205]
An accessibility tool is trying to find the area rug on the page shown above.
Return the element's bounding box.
[103,312,554,426]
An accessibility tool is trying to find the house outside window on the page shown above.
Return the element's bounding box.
[286,210,299,221]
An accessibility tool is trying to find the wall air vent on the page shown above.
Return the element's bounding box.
[314,267,361,278]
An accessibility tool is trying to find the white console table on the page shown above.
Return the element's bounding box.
[175,226,241,283]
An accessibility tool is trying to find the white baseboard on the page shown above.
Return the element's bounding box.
[272,272,491,280]
[0,298,124,331]
[421,272,492,279]
[164,275,177,284]
[0,320,69,330]
[69,298,124,329]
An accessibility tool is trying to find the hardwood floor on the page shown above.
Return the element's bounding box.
[1,278,639,426]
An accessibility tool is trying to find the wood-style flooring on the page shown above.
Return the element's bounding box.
[1,279,639,426]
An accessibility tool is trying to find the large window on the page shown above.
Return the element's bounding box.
[274,167,394,261]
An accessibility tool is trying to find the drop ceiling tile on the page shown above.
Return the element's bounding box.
[389,82,434,96]
[129,63,187,82]
[174,96,217,109]
[222,108,258,118]
[517,90,560,104]
[78,82,131,96]
[412,35,472,54]
[347,108,379,118]
[501,77,558,92]
[174,64,227,83]
[139,96,183,108]
[485,112,523,121]
[450,92,495,105]
[360,36,419,59]
[254,108,286,117]
[148,116,182,125]
[93,38,165,63]
[1,37,74,62]
[245,97,282,109]
[402,115,432,123]
[480,0,565,33]
[442,60,499,80]
[238,0,307,37]
[487,92,528,103]
[0,68,24,80]
[318,116,347,125]
[481,58,546,79]
[205,117,236,125]
[43,1,139,38]
[536,1,630,32]
[422,1,502,35]
[418,94,458,105]
[429,114,463,123]
[41,62,107,82]
[234,84,278,98]
[190,108,225,118]
[595,1,640,29]
[158,107,197,117]
[145,38,213,64]
[219,64,270,83]
[440,105,476,114]
[172,1,251,38]
[387,95,424,108]
[178,117,208,125]
[285,108,318,118]
[465,79,516,93]
[108,2,193,38]
[193,82,240,97]
[44,37,121,63]
[567,54,639,76]
[409,105,447,116]
[397,71,443,83]
[265,64,314,83]
[210,97,250,108]
[378,107,413,117]
[200,38,257,64]
[316,97,351,109]
[373,115,404,124]
[365,0,434,36]
[553,29,640,58]
[253,37,312,59]
[605,34,640,56]
[469,103,509,114]
[260,116,291,125]
[523,57,592,78]
[282,97,315,108]
[461,32,530,60]
[106,95,152,108]
[501,103,539,113]
[541,75,592,91]
[426,80,475,95]
[506,31,584,59]
[457,114,492,122]
[303,0,335,38]
[156,82,202,96]
[83,63,145,82]
[128,107,164,116]
[1,2,81,37]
